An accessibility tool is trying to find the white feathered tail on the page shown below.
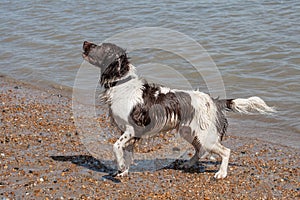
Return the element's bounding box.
[230,96,276,114]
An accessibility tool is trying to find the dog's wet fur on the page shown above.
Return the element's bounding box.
[82,41,276,179]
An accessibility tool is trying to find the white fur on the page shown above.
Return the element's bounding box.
[160,87,172,94]
[191,91,216,130]
[108,77,144,130]
[232,96,276,114]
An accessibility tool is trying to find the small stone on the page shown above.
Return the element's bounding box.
[62,168,70,172]
[172,147,180,152]
[66,133,72,137]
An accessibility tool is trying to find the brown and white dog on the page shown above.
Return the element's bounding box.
[82,41,276,179]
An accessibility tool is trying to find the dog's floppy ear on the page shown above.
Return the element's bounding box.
[100,59,120,86]
[100,54,130,87]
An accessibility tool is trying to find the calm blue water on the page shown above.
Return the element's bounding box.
[0,0,299,148]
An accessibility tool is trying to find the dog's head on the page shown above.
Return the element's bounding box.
[82,41,130,87]
[82,41,126,69]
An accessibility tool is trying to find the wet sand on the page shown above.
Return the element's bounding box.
[0,75,299,199]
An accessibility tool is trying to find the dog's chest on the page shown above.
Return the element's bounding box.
[107,79,144,129]
[110,97,133,127]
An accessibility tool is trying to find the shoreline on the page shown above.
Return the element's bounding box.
[1,75,299,199]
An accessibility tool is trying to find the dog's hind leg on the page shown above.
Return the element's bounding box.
[200,151,216,161]
[112,125,135,177]
[209,142,230,179]
[179,126,201,168]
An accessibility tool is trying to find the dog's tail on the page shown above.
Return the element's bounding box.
[217,96,276,115]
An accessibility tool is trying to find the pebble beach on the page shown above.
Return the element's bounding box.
[1,75,299,199]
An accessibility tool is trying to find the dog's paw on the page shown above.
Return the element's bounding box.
[209,155,217,161]
[201,152,216,161]
[207,155,216,161]
[111,169,129,177]
[214,170,227,179]
[117,170,129,177]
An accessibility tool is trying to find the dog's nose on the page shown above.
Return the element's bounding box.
[83,41,90,54]
[83,41,94,55]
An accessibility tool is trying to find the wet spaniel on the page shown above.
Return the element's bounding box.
[82,41,275,178]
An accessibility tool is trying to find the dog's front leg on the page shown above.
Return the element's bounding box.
[113,125,135,177]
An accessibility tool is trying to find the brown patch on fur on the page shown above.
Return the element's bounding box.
[130,83,181,128]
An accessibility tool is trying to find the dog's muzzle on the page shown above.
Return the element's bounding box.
[83,41,96,56]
